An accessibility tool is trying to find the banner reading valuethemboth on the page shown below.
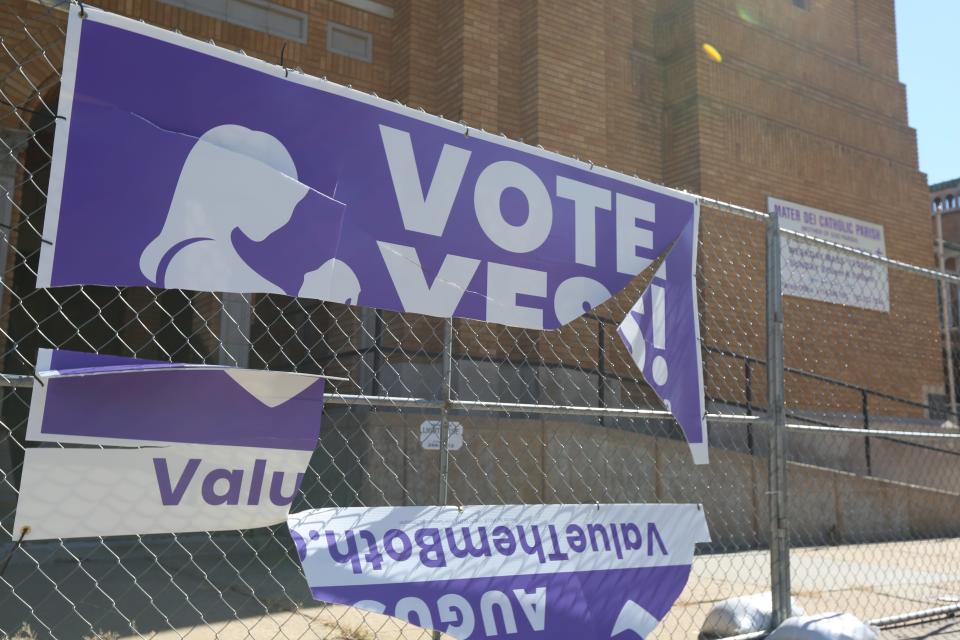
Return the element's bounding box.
[289,504,709,640]
[14,349,326,540]
[38,6,707,461]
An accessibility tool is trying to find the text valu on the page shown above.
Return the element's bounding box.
[153,458,304,507]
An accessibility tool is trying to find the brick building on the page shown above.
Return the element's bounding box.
[0,0,949,536]
[930,177,960,411]
[932,178,960,248]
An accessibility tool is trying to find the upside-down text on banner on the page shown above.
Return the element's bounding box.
[289,503,709,640]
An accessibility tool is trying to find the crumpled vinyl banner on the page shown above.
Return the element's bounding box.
[38,5,706,461]
[14,349,326,540]
[289,503,710,640]
[617,219,708,464]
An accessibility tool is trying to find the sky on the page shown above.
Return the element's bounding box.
[895,1,959,186]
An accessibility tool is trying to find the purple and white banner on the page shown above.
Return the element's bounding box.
[289,503,708,640]
[14,349,326,540]
[37,6,706,461]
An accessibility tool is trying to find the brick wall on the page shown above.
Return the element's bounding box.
[0,0,941,417]
[688,0,939,413]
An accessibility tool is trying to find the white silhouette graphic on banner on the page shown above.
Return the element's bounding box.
[139,124,360,303]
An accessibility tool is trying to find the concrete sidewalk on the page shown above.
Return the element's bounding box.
[1,537,958,639]
[661,539,960,638]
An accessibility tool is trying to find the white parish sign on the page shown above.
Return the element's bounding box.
[768,197,889,312]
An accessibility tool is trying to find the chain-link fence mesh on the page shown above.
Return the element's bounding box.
[0,2,958,639]
[778,228,960,630]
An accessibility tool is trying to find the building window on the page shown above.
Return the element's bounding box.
[331,0,394,19]
[327,22,374,63]
[792,0,810,9]
[159,0,308,43]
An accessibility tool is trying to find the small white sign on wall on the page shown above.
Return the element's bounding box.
[419,420,464,451]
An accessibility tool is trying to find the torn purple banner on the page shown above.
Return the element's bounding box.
[288,504,709,640]
[14,349,326,540]
[27,349,326,450]
[38,5,707,462]
[617,219,708,464]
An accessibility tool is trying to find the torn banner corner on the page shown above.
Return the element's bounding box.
[14,348,329,540]
[618,216,708,464]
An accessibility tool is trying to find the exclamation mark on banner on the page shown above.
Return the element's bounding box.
[618,263,669,386]
[650,277,669,386]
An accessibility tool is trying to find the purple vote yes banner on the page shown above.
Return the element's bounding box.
[14,349,326,540]
[289,504,709,640]
[37,6,708,461]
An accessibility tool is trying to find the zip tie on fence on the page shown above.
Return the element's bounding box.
[77,1,86,18]
[0,98,62,119]
[0,222,54,245]
[279,42,288,78]
[0,526,30,577]
[6,223,57,246]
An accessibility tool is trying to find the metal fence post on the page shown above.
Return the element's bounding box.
[766,212,791,627]
[862,390,872,476]
[597,317,606,426]
[437,318,453,506]
[433,318,453,640]
[217,293,251,367]
[935,203,958,420]
[746,360,755,454]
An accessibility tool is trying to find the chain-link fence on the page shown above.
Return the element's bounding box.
[1,2,958,639]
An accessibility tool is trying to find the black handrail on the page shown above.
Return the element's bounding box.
[703,344,956,419]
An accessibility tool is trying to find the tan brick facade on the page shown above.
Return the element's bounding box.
[0,0,942,418]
